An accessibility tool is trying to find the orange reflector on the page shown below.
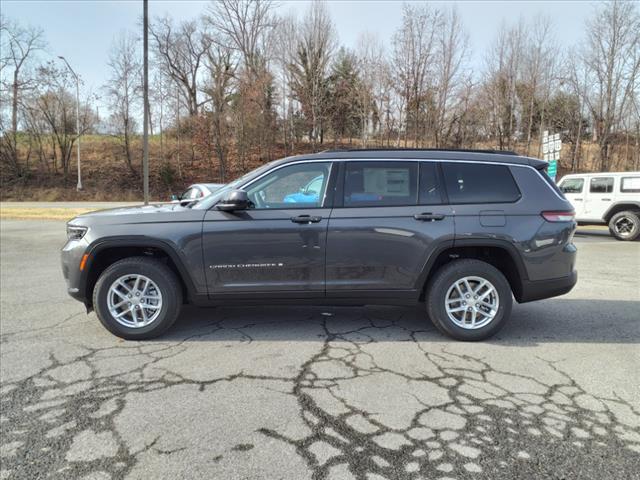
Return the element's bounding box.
[79,254,89,271]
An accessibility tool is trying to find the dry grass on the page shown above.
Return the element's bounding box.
[0,207,93,220]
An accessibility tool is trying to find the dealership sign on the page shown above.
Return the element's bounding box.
[542,131,561,180]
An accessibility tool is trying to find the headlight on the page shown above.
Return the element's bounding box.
[67,225,88,241]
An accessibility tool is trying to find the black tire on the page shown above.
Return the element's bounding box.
[425,259,513,341]
[93,256,182,340]
[608,211,640,241]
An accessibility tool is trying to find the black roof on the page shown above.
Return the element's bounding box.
[279,148,546,169]
[323,148,519,155]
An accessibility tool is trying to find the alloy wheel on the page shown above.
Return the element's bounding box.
[445,276,499,329]
[107,274,163,328]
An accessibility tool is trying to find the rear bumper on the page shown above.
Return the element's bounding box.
[518,270,577,303]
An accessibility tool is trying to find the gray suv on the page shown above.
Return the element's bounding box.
[61,149,578,341]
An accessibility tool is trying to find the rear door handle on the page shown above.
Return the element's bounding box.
[414,212,445,221]
[291,215,322,224]
[574,198,583,201]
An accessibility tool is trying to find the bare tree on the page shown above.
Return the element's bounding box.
[201,43,235,181]
[484,20,527,150]
[521,15,555,156]
[273,14,298,152]
[33,62,94,181]
[433,6,469,147]
[580,0,640,170]
[392,4,438,146]
[150,71,172,164]
[104,31,142,173]
[206,0,274,74]
[150,16,209,116]
[289,0,337,148]
[206,0,277,161]
[356,31,386,146]
[0,16,45,174]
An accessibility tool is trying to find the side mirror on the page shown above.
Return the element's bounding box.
[217,189,250,212]
[170,194,179,201]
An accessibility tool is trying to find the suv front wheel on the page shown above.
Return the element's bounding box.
[93,257,183,340]
[426,259,513,341]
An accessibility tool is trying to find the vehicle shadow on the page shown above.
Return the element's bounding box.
[163,298,640,345]
[575,228,612,239]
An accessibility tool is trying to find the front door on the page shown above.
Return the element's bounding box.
[202,161,334,296]
[558,176,586,218]
[326,161,454,296]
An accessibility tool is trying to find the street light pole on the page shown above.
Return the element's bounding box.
[143,0,149,205]
[58,56,82,191]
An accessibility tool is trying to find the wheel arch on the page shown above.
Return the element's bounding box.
[603,202,640,223]
[418,239,528,303]
[81,237,197,309]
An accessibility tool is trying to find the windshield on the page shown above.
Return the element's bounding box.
[192,160,280,210]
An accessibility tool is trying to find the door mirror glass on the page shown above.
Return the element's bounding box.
[217,190,250,211]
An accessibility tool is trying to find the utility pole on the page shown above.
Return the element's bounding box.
[143,0,150,205]
[58,56,82,190]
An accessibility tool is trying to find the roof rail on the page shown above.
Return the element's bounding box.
[321,148,518,155]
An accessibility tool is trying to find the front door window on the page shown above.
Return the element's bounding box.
[246,163,332,209]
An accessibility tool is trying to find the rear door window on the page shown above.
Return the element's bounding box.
[344,162,418,207]
[589,177,614,193]
[419,162,444,205]
[559,178,584,194]
[442,163,521,204]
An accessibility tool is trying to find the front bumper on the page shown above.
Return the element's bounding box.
[518,269,578,303]
[61,237,90,304]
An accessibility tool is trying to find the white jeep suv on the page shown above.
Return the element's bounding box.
[558,172,640,241]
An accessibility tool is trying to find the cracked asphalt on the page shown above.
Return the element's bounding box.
[1,220,639,480]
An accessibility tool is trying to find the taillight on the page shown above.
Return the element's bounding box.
[541,211,575,222]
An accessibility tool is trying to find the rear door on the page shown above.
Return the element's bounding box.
[442,161,523,242]
[325,160,454,297]
[584,176,614,221]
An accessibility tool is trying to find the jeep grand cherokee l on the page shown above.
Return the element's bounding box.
[61,149,578,341]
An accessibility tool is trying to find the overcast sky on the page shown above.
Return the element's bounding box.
[3,0,596,96]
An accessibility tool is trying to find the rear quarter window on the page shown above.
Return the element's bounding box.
[442,163,521,204]
[620,177,640,193]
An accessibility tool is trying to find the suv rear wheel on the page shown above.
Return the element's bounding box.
[426,259,513,341]
[608,211,640,241]
[93,257,182,340]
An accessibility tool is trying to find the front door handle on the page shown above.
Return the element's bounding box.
[574,198,583,201]
[291,215,322,224]
[601,198,611,201]
[414,212,445,221]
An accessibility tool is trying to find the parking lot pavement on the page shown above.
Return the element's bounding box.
[1,220,638,480]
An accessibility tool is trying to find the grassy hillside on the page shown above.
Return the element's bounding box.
[1,134,637,202]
